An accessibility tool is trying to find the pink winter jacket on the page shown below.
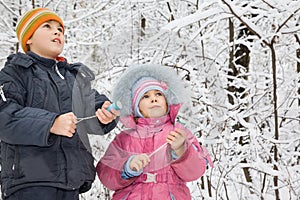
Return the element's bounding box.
[97,104,210,200]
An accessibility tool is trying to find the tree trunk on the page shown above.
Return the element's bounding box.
[296,34,300,113]
[228,18,253,184]
[296,34,300,165]
[269,43,280,200]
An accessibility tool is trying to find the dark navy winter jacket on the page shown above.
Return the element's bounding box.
[0,52,117,198]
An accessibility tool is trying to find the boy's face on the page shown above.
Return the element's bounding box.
[138,89,168,118]
[26,20,64,59]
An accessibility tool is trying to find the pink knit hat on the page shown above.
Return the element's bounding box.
[132,77,167,117]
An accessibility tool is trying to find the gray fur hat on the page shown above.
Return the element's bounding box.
[112,64,191,116]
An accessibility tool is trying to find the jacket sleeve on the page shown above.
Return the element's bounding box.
[96,136,138,191]
[170,127,209,182]
[0,66,58,146]
[71,62,117,135]
[94,90,118,134]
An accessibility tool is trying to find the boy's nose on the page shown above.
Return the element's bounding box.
[54,30,61,36]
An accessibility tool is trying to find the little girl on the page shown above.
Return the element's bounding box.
[97,64,213,199]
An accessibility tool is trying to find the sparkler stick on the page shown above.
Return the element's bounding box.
[148,142,168,157]
[76,101,122,124]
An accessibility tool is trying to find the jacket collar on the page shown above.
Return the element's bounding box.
[6,52,67,69]
[133,115,172,138]
[28,51,56,68]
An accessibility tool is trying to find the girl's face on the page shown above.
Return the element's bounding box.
[138,89,168,118]
[27,20,64,60]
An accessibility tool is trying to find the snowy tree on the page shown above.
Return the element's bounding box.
[0,0,299,199]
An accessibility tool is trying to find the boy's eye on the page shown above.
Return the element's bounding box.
[43,24,51,28]
[57,27,63,33]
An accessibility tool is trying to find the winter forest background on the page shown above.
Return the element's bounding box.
[0,0,299,199]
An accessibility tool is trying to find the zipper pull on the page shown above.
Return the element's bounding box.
[0,84,7,102]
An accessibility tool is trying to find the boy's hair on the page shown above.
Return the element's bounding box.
[16,7,64,53]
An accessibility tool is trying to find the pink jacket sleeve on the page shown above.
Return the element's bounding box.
[171,127,212,182]
[96,159,136,191]
[96,138,138,191]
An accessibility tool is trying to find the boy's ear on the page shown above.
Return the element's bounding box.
[26,38,33,45]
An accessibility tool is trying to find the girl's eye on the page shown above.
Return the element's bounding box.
[142,94,149,99]
[156,92,163,96]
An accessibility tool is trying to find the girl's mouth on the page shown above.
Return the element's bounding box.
[151,105,161,109]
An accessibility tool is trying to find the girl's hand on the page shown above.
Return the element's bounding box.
[166,128,186,157]
[95,101,120,124]
[129,154,150,172]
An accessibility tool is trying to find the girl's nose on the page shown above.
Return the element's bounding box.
[151,96,157,103]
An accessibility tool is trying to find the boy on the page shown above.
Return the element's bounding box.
[0,7,119,200]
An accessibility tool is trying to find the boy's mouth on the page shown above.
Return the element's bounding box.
[52,38,61,44]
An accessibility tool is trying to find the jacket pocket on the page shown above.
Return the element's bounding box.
[1,144,21,179]
[17,145,61,181]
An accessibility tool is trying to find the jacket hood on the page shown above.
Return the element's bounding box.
[112,64,191,117]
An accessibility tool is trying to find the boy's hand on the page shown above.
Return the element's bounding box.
[50,112,76,137]
[166,128,186,157]
[96,101,120,124]
[130,154,150,172]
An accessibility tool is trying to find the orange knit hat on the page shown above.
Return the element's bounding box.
[16,7,64,53]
